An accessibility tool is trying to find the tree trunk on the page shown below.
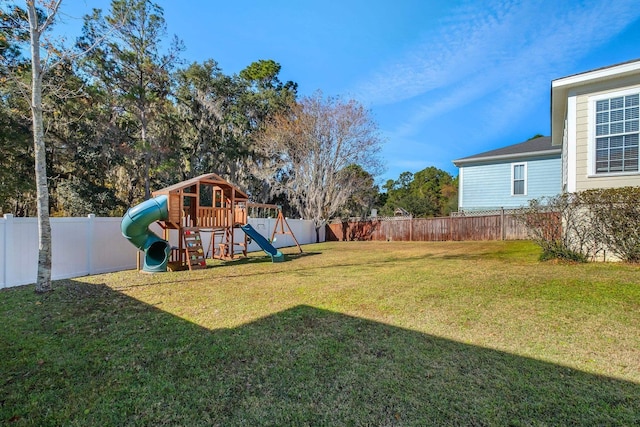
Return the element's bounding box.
[141,107,151,200]
[314,218,326,243]
[27,3,52,293]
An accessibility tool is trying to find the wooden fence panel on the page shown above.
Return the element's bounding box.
[380,219,410,241]
[452,215,501,241]
[503,214,530,240]
[327,214,532,242]
[411,217,449,241]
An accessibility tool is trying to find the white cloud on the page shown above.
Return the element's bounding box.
[352,0,521,106]
[353,0,640,140]
[363,0,640,181]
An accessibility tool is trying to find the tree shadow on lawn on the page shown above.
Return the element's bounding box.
[1,281,638,426]
[112,252,325,291]
[153,250,432,288]
[218,250,322,267]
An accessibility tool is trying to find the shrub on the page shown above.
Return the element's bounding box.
[520,187,640,263]
[579,187,640,263]
[518,194,595,262]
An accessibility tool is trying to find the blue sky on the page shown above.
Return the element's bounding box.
[57,0,640,184]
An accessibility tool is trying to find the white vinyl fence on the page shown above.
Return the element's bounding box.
[0,214,323,289]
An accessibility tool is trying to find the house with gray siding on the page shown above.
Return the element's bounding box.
[453,136,562,213]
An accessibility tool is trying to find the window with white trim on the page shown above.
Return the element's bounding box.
[595,93,639,173]
[512,163,526,195]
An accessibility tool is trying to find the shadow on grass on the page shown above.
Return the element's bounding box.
[150,251,499,288]
[1,281,638,426]
[110,252,325,291]
[217,250,322,267]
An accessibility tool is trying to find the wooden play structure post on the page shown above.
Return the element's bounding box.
[246,203,303,254]
[271,206,302,254]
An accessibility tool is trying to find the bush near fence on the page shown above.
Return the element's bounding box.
[327,212,530,242]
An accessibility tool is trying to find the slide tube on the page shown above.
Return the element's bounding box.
[241,224,285,262]
[121,195,171,272]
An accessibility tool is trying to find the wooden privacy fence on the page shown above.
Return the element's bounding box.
[326,213,531,242]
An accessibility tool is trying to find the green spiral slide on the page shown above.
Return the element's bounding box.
[121,195,172,272]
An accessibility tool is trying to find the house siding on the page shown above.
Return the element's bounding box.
[459,155,561,211]
[572,77,640,191]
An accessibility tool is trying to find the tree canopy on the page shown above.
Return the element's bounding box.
[381,167,458,217]
[1,0,461,232]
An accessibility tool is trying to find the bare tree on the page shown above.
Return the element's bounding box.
[253,91,384,241]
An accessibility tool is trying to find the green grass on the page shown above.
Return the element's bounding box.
[1,240,639,426]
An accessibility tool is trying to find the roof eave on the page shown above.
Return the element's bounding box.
[552,59,640,88]
[551,59,640,147]
[453,149,561,166]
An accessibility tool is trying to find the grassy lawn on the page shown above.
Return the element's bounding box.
[1,240,639,426]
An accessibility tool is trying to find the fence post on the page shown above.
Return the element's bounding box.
[449,216,453,241]
[409,217,413,242]
[3,214,14,288]
[87,214,95,275]
[501,208,505,241]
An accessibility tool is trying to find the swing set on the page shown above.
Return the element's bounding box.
[243,203,302,251]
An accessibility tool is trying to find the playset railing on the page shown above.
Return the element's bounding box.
[179,206,245,228]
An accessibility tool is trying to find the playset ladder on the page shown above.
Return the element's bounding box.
[183,227,206,270]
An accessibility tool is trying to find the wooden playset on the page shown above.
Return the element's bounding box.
[148,173,300,271]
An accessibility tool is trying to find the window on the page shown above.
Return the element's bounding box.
[512,163,526,195]
[594,93,639,174]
